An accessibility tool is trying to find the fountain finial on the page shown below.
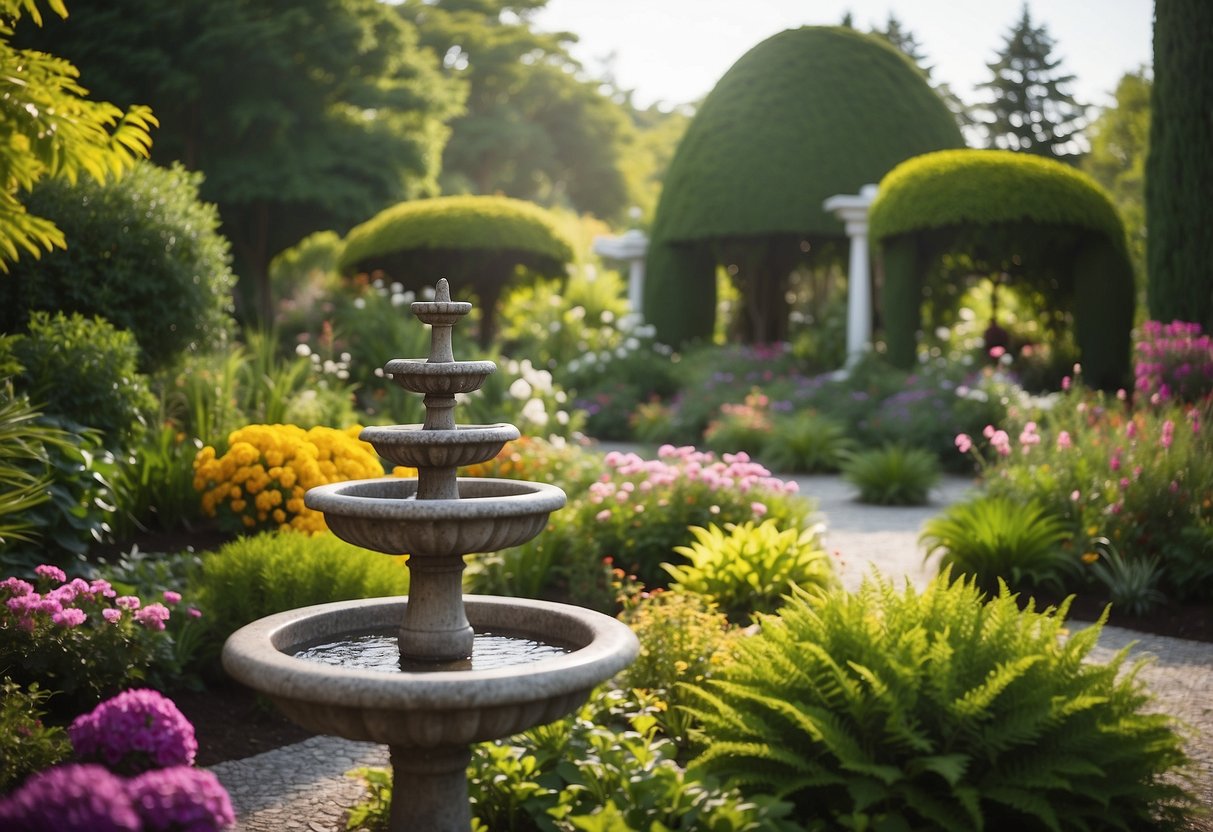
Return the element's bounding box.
[435,278,451,303]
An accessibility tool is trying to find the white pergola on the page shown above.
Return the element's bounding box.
[823,184,879,367]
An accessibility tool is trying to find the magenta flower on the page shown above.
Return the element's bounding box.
[1161,419,1175,450]
[0,764,140,831]
[954,433,973,454]
[1056,431,1072,450]
[34,564,66,584]
[0,576,33,596]
[128,767,235,832]
[52,607,87,628]
[135,603,171,632]
[70,689,198,775]
[116,595,142,610]
[163,590,182,605]
[103,608,123,623]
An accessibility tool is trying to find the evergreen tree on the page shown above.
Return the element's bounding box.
[977,4,1086,161]
[1146,0,1213,329]
[869,13,974,133]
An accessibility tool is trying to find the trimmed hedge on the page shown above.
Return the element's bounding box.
[869,149,1127,248]
[871,149,1135,388]
[338,194,574,275]
[645,26,963,346]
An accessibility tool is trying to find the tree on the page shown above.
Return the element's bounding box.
[0,0,155,271]
[869,13,974,134]
[398,0,638,223]
[21,0,465,324]
[1083,68,1150,284]
[1147,0,1213,329]
[976,4,1087,161]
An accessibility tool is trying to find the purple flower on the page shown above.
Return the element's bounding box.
[70,689,198,775]
[128,767,235,832]
[0,763,140,831]
[163,590,182,605]
[135,603,171,632]
[34,564,66,584]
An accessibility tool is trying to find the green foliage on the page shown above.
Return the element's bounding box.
[842,443,941,506]
[0,415,115,575]
[8,311,156,446]
[870,149,1125,246]
[646,25,962,345]
[0,162,236,370]
[920,495,1071,596]
[340,194,574,276]
[0,0,155,270]
[664,521,836,623]
[685,572,1194,831]
[194,531,410,657]
[27,0,465,324]
[761,412,854,473]
[975,5,1086,160]
[0,382,75,547]
[1087,538,1166,618]
[108,422,205,540]
[0,678,70,792]
[1146,0,1213,332]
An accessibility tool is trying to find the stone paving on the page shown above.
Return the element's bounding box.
[212,471,1213,830]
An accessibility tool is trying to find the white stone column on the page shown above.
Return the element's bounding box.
[592,229,649,319]
[823,184,878,367]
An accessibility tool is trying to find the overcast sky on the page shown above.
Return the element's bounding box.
[532,0,1153,110]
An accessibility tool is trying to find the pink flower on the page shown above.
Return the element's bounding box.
[34,564,66,584]
[1061,375,1071,391]
[954,433,973,453]
[1071,490,1081,502]
[134,603,171,632]
[989,345,1006,359]
[1161,419,1175,449]
[1056,431,1072,450]
[982,424,996,439]
[103,608,123,623]
[187,607,203,619]
[1,577,33,596]
[52,607,87,628]
[163,590,182,606]
[595,509,611,523]
[990,430,1012,457]
[116,595,142,610]
[1110,453,1122,472]
[1126,421,1138,440]
[751,502,768,517]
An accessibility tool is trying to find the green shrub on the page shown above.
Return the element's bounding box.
[760,412,854,473]
[0,679,71,792]
[0,384,76,549]
[9,311,157,447]
[0,161,236,371]
[109,423,206,540]
[921,495,1071,595]
[703,389,773,456]
[1088,539,1167,618]
[841,443,941,505]
[686,572,1194,831]
[664,521,836,623]
[194,531,410,658]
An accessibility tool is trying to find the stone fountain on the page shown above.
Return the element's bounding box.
[223,280,639,831]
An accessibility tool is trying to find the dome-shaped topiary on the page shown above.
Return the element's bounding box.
[338,195,575,345]
[871,149,1135,389]
[646,26,964,346]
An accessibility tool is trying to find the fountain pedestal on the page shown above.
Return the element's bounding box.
[223,279,638,831]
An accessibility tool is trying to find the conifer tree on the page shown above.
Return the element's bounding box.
[977,4,1086,161]
[1146,0,1213,328]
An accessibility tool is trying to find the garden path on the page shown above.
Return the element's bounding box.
[211,469,1213,830]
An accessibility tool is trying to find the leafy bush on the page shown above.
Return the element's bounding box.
[0,384,77,549]
[1133,319,1213,404]
[703,389,773,456]
[0,566,193,715]
[0,679,70,793]
[664,521,836,623]
[968,385,1213,602]
[759,411,854,473]
[193,531,409,656]
[686,572,1194,831]
[570,445,811,588]
[192,423,386,534]
[348,689,796,832]
[9,311,156,447]
[1087,538,1167,618]
[109,423,206,540]
[921,495,1071,595]
[842,443,941,505]
[0,161,236,371]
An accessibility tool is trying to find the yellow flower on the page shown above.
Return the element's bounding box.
[1081,552,1100,564]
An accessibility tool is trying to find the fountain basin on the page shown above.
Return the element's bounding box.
[360,424,520,469]
[305,477,566,556]
[386,359,497,395]
[222,595,639,747]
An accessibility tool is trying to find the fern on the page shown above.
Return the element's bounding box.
[683,571,1195,830]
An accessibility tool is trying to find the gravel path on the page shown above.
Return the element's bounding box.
[213,472,1213,829]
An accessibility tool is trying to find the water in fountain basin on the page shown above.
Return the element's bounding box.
[294,629,572,673]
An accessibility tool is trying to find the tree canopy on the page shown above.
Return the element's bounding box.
[21,0,465,324]
[976,4,1086,161]
[0,0,155,271]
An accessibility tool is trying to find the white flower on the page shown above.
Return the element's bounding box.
[600,310,615,324]
[354,297,366,309]
[548,321,561,333]
[556,410,569,425]
[509,378,532,400]
[390,282,404,294]
[295,343,312,357]
[624,337,639,351]
[521,397,548,426]
[391,293,408,307]
[569,306,586,321]
[554,390,567,403]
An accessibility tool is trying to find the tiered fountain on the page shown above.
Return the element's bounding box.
[223,280,639,831]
